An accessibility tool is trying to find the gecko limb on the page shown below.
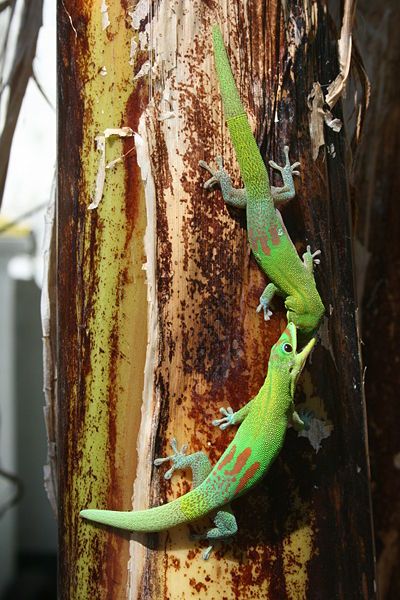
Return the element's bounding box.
[213,396,258,430]
[290,410,306,432]
[302,245,321,274]
[269,146,300,204]
[154,438,212,488]
[155,439,237,560]
[212,406,235,430]
[191,506,238,560]
[256,282,277,320]
[199,157,247,208]
[296,408,315,431]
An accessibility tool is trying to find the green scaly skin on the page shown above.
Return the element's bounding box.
[200,26,325,337]
[80,323,315,559]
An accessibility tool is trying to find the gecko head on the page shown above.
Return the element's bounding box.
[270,322,316,396]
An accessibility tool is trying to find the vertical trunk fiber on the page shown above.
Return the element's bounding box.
[57,1,376,598]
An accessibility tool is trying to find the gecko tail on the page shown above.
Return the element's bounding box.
[212,25,245,120]
[212,25,269,192]
[80,496,187,533]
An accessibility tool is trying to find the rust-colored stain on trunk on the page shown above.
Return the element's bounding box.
[57,1,375,599]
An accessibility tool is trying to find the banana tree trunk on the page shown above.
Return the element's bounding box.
[354,1,400,598]
[56,1,376,598]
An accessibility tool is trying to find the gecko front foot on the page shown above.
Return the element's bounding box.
[302,245,321,273]
[256,282,276,321]
[212,406,235,430]
[297,408,315,431]
[256,299,273,321]
[154,438,189,480]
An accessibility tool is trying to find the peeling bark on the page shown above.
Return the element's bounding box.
[57,1,375,598]
[42,182,57,514]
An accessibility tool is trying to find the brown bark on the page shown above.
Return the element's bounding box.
[354,2,400,598]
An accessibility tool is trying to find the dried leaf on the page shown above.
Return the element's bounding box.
[326,0,356,108]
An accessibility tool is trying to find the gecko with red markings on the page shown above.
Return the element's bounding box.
[200,26,325,337]
[80,323,314,559]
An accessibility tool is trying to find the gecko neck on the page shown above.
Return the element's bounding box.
[252,364,293,421]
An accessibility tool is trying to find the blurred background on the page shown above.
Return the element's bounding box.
[0,1,56,598]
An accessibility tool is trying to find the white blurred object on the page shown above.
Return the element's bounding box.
[1,0,56,288]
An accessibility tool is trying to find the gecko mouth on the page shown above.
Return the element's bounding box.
[296,337,316,367]
[290,335,316,394]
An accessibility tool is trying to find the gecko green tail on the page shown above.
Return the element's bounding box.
[80,485,216,532]
[81,495,187,532]
[212,25,270,192]
[212,25,244,119]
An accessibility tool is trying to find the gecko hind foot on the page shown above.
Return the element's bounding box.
[191,509,237,559]
[199,157,247,208]
[198,156,226,189]
[269,145,300,177]
[212,406,235,430]
[269,146,301,203]
[153,438,189,480]
[189,533,214,560]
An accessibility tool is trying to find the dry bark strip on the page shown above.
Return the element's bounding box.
[57,1,376,598]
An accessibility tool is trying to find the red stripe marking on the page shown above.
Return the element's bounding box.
[248,228,259,251]
[224,447,251,476]
[234,461,261,496]
[217,445,236,471]
[269,224,280,246]
[249,228,271,256]
[260,236,271,255]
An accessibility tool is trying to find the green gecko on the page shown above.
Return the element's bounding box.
[80,323,315,559]
[200,26,324,337]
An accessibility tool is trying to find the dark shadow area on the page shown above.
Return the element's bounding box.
[1,553,57,600]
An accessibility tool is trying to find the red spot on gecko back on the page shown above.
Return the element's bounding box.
[249,227,271,256]
[248,228,258,251]
[217,445,236,470]
[224,447,251,476]
[260,236,271,255]
[234,461,261,496]
[269,224,280,246]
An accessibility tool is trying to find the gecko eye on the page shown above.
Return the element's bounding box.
[282,343,293,354]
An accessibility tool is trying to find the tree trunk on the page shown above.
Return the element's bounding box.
[57,1,376,598]
[354,2,400,598]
